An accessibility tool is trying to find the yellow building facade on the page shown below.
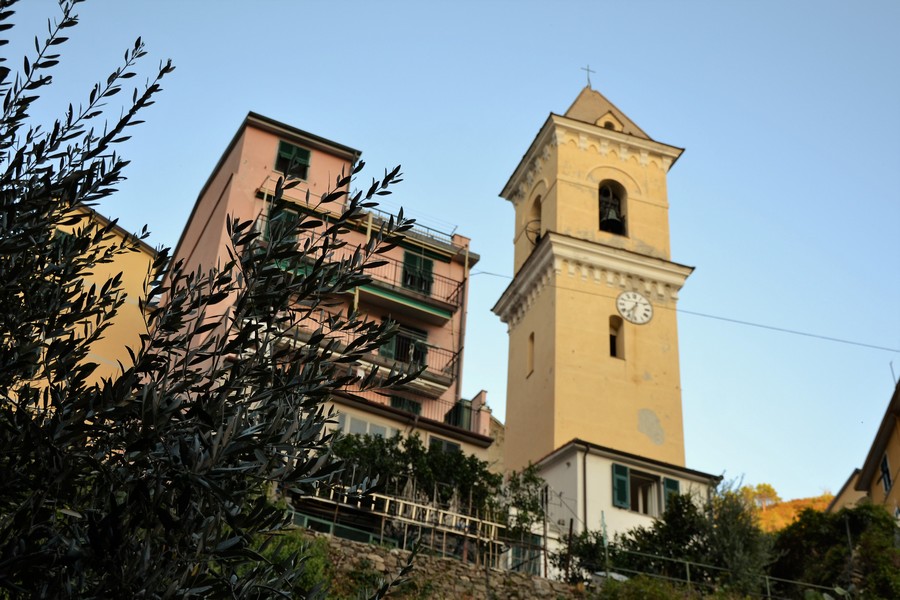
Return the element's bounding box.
[854,381,900,516]
[65,208,157,383]
[494,87,693,471]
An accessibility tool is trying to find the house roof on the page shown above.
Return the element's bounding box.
[826,468,865,513]
[855,381,900,491]
[537,438,722,484]
[78,205,158,259]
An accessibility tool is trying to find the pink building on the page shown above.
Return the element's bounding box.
[170,113,493,458]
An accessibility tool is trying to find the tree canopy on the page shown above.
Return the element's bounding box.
[0,1,415,596]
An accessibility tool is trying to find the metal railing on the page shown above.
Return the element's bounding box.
[362,252,463,308]
[361,206,457,248]
[570,546,845,599]
[286,320,459,384]
[254,211,464,310]
[342,388,480,433]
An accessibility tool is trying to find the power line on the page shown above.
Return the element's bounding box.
[469,270,900,353]
[677,309,900,353]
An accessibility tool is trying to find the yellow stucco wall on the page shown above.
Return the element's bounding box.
[63,211,157,382]
[866,417,900,511]
[499,91,689,471]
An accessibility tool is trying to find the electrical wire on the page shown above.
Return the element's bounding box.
[470,270,900,353]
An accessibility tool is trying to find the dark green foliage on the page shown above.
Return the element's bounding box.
[554,484,772,596]
[502,463,546,539]
[333,433,502,518]
[0,2,415,597]
[770,503,900,599]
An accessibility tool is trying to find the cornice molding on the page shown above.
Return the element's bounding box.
[493,232,693,329]
[502,114,684,204]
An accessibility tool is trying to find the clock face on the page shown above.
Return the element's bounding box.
[616,291,653,325]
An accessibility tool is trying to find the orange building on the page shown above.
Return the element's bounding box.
[170,113,493,459]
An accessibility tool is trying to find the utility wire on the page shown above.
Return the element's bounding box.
[470,270,900,353]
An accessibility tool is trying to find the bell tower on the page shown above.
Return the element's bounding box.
[494,87,693,471]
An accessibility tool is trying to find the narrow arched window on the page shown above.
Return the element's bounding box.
[527,331,535,375]
[609,315,624,359]
[526,195,542,246]
[599,182,626,236]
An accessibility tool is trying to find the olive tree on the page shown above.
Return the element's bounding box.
[0,1,413,596]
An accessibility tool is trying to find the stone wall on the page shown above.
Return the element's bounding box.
[319,533,584,599]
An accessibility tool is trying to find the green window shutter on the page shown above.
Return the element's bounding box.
[663,478,680,510]
[402,252,433,295]
[379,336,396,359]
[612,463,630,509]
[275,141,311,179]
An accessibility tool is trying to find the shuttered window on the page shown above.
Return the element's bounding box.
[663,478,680,510]
[402,252,433,296]
[612,463,630,509]
[274,141,311,180]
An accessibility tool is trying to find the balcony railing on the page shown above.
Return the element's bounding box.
[361,206,456,248]
[340,388,487,436]
[363,253,463,308]
[287,321,459,384]
[254,211,464,310]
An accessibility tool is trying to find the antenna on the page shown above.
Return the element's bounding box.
[891,361,897,385]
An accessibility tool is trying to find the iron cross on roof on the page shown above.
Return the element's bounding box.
[581,64,596,88]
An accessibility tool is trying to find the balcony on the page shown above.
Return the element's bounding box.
[362,252,463,313]
[339,388,491,439]
[254,209,464,323]
[287,321,458,398]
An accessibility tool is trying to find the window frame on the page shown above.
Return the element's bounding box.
[401,251,434,296]
[612,463,676,517]
[380,323,428,367]
[274,140,311,181]
[599,181,627,236]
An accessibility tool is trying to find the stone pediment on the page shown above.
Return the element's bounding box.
[564,86,650,140]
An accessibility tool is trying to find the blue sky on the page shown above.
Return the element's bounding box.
[11,1,900,501]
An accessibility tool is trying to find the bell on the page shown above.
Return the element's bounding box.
[600,206,625,234]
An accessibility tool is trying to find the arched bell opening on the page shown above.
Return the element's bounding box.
[599,181,627,236]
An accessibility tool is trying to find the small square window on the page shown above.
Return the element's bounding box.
[275,141,311,180]
[429,436,461,454]
[349,417,368,435]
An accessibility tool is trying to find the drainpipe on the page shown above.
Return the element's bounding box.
[455,245,470,403]
[582,444,589,531]
[356,213,373,313]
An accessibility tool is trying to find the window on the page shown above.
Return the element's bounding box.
[264,205,299,244]
[527,332,535,375]
[612,463,680,517]
[429,436,461,454]
[274,141,311,180]
[444,400,472,429]
[337,413,398,438]
[663,478,680,511]
[609,316,624,359]
[380,324,428,366]
[402,252,434,296]
[599,181,626,235]
[390,395,422,416]
[881,454,893,493]
[525,195,542,247]
[510,534,542,575]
